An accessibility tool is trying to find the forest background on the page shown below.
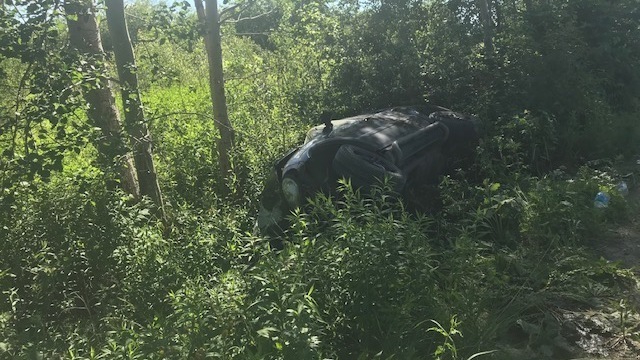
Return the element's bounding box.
[1,0,640,358]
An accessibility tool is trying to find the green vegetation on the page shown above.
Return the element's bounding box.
[1,0,640,358]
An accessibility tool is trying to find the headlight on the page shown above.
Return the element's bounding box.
[281,176,301,207]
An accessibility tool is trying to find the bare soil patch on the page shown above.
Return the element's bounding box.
[565,186,640,359]
[597,188,640,274]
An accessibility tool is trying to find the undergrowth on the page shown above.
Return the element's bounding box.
[1,85,637,358]
[1,153,637,359]
[2,0,640,357]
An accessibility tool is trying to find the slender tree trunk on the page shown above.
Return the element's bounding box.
[195,0,235,183]
[476,0,495,58]
[104,0,165,216]
[492,0,502,31]
[523,0,544,41]
[64,0,140,199]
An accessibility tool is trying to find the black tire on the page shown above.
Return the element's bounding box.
[332,144,406,193]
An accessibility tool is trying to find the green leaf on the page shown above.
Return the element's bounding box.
[257,327,278,338]
[467,350,498,360]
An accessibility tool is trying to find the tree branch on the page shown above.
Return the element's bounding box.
[218,2,244,20]
[219,0,258,23]
[235,31,271,36]
[194,0,205,23]
[227,9,274,24]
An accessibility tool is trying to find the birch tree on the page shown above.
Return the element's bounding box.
[105,0,165,215]
[64,0,140,198]
[194,0,235,184]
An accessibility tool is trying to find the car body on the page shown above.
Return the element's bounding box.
[257,105,480,236]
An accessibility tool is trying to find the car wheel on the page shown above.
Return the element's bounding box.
[332,144,406,193]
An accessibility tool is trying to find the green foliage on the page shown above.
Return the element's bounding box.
[0,169,251,357]
[2,0,640,358]
[421,0,640,162]
[476,111,557,176]
[297,183,441,357]
[0,172,132,355]
[427,316,463,360]
[322,1,429,112]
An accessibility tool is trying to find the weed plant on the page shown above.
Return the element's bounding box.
[1,26,638,360]
[1,101,638,358]
[2,0,640,357]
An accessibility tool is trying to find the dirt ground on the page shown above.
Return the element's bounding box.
[566,184,640,359]
[597,182,640,274]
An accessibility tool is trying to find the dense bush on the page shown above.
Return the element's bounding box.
[2,0,640,358]
[1,155,636,358]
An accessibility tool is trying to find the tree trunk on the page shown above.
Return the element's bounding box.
[64,0,140,199]
[492,0,503,31]
[476,0,495,58]
[195,0,235,183]
[105,0,165,216]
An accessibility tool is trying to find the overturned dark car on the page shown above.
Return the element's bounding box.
[257,105,480,236]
